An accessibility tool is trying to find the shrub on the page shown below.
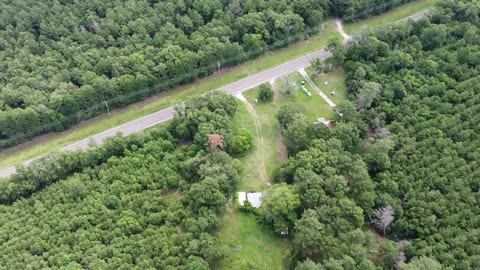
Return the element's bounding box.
[227,128,254,156]
[258,83,274,101]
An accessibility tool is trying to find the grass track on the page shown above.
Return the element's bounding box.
[217,211,289,270]
[231,100,270,191]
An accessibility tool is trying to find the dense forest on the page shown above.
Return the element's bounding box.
[0,92,255,269]
[0,0,417,148]
[4,0,480,269]
[269,0,480,269]
[343,0,480,267]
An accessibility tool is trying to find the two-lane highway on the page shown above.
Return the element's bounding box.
[0,9,433,178]
[223,49,332,96]
[64,49,332,152]
[0,49,333,178]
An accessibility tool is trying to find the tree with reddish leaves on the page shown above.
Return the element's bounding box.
[207,134,224,150]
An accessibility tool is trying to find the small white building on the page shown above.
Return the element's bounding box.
[238,192,247,206]
[314,117,331,126]
[238,191,265,208]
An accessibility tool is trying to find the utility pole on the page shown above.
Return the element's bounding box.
[104,101,111,115]
[217,61,221,75]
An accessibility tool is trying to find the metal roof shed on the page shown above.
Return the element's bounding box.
[247,192,264,208]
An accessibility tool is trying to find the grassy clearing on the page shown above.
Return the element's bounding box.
[162,188,183,208]
[217,69,349,269]
[243,86,282,182]
[217,211,289,270]
[243,72,331,177]
[0,20,340,171]
[305,66,348,107]
[218,72,335,269]
[231,100,271,191]
[217,100,289,270]
[343,0,440,34]
[286,72,333,120]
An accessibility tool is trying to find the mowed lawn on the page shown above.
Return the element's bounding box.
[217,211,289,270]
[305,66,348,107]
[343,0,440,34]
[231,100,270,191]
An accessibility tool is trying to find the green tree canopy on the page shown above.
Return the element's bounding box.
[260,183,300,232]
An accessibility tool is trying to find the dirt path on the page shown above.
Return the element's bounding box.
[276,126,288,163]
[336,18,352,44]
[226,197,234,213]
[235,94,268,182]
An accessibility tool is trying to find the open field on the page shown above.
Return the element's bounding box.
[217,99,290,269]
[242,85,284,182]
[243,72,331,178]
[343,0,439,34]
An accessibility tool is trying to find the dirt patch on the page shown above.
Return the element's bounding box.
[343,174,352,185]
[336,18,352,43]
[226,197,234,213]
[369,225,386,244]
[276,125,288,163]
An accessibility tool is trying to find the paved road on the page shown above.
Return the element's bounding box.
[0,50,332,178]
[0,9,434,178]
[223,49,332,96]
[61,107,176,152]
[397,8,433,23]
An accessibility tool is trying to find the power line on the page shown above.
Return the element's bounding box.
[0,0,421,145]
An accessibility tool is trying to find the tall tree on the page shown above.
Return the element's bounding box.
[371,205,395,235]
[260,183,300,232]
